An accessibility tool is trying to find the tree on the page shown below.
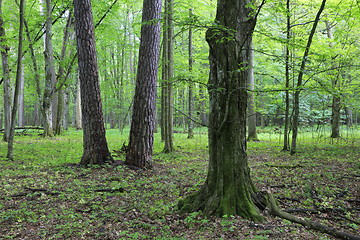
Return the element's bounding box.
[0,0,11,142]
[291,0,326,155]
[125,0,162,169]
[246,41,258,141]
[73,0,113,165]
[42,0,56,137]
[161,0,174,153]
[187,8,194,139]
[179,0,265,220]
[7,0,25,159]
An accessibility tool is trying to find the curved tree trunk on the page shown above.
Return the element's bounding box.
[179,0,264,221]
[290,0,326,155]
[125,0,162,169]
[74,0,113,165]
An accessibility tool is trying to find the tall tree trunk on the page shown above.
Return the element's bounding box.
[125,0,162,169]
[161,0,174,153]
[326,21,341,138]
[18,66,25,126]
[0,0,12,142]
[179,0,265,221]
[246,41,258,141]
[54,11,73,135]
[7,0,24,159]
[187,8,194,139]
[291,0,326,155]
[282,0,291,151]
[42,0,55,137]
[74,0,113,165]
[75,79,82,130]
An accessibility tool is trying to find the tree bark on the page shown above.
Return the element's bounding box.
[0,0,12,142]
[161,0,174,152]
[54,11,73,135]
[179,0,265,221]
[246,41,258,141]
[291,0,326,155]
[74,0,113,165]
[125,0,162,169]
[326,21,341,138]
[187,9,194,139]
[42,0,55,137]
[282,0,291,151]
[7,0,24,159]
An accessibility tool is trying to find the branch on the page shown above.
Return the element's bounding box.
[172,106,208,127]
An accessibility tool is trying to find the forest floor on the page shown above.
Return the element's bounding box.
[0,127,359,239]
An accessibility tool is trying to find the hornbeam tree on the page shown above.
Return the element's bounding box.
[179,0,265,220]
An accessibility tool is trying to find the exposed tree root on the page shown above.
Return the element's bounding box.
[263,191,360,240]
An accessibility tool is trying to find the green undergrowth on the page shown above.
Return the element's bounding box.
[0,126,359,239]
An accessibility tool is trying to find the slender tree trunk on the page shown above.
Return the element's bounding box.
[291,0,326,155]
[7,0,24,159]
[55,11,73,135]
[18,66,25,126]
[246,41,258,141]
[74,0,113,165]
[42,0,55,137]
[125,0,162,169]
[0,0,12,142]
[282,0,291,151]
[161,0,174,153]
[75,79,82,130]
[187,8,194,139]
[179,0,265,221]
[326,21,341,138]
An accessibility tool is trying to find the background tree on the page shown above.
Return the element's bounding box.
[161,0,174,152]
[0,0,11,142]
[179,0,265,220]
[42,0,56,137]
[7,0,24,159]
[73,0,113,165]
[291,0,326,155]
[125,0,162,169]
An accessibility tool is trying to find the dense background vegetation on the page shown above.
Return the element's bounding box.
[1,0,359,136]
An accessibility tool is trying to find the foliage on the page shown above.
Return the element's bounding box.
[0,128,359,239]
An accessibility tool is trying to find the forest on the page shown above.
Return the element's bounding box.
[0,0,359,239]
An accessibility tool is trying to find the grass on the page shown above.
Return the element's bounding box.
[0,126,359,239]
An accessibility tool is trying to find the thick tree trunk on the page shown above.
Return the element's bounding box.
[125,0,161,169]
[42,0,55,137]
[179,0,264,221]
[74,0,113,165]
[0,0,12,142]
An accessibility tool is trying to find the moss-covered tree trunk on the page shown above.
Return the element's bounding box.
[179,0,264,221]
